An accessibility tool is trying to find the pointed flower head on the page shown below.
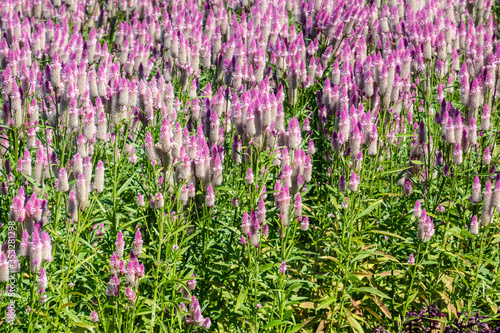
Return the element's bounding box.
[205,184,215,207]
[91,311,99,323]
[279,262,287,274]
[0,252,8,282]
[133,229,143,257]
[408,254,415,264]
[470,215,479,235]
[413,200,422,218]
[115,231,125,258]
[246,168,254,185]
[472,176,481,204]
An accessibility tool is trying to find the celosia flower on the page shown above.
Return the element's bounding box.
[417,213,434,242]
[94,161,105,193]
[301,217,310,231]
[437,204,445,213]
[339,175,347,192]
[470,216,479,235]
[279,262,287,274]
[262,223,269,236]
[41,231,53,262]
[90,311,99,323]
[257,198,266,224]
[126,261,136,286]
[133,229,143,257]
[246,168,254,185]
[106,275,120,297]
[202,318,212,329]
[125,287,135,302]
[349,172,359,192]
[403,179,413,196]
[187,275,197,291]
[20,230,29,257]
[0,252,8,282]
[115,231,125,259]
[110,253,119,276]
[154,193,164,208]
[413,201,422,218]
[204,183,215,207]
[137,193,145,207]
[452,144,463,165]
[471,176,482,204]
[30,229,42,272]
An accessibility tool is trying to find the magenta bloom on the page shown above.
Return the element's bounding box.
[115,231,125,259]
[133,229,143,257]
[205,184,215,207]
[90,310,99,323]
[279,262,287,274]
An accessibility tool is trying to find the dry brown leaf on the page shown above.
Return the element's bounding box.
[377,270,401,277]
[316,320,325,333]
[299,302,316,309]
[368,295,392,319]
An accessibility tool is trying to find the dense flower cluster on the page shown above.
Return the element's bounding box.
[0,0,499,330]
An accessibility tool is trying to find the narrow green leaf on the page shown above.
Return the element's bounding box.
[352,287,389,299]
[317,296,336,310]
[370,230,406,241]
[234,289,246,311]
[264,320,284,329]
[358,199,384,219]
[347,316,365,333]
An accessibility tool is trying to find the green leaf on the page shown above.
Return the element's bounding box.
[117,174,135,196]
[317,296,337,310]
[357,199,384,218]
[264,320,284,329]
[234,289,246,311]
[287,323,304,333]
[370,230,407,241]
[347,316,364,333]
[381,166,412,175]
[70,322,95,330]
[65,310,82,323]
[352,287,389,299]
[407,291,419,305]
